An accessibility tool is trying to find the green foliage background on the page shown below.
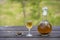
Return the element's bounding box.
[0,0,60,26]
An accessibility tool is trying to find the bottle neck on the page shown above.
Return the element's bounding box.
[42,7,48,21]
[42,15,47,21]
[42,10,47,21]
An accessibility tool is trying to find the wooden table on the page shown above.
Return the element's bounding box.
[0,26,60,40]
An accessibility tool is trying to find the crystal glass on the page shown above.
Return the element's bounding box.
[25,20,33,36]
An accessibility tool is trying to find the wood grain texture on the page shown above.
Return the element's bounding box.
[0,26,60,31]
[0,26,60,40]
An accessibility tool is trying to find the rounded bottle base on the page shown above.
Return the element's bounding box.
[40,33,49,36]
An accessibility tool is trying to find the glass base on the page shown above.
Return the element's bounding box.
[26,34,32,37]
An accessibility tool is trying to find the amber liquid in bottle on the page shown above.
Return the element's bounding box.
[37,7,52,36]
[38,21,52,35]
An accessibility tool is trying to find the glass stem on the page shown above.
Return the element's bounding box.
[28,29,30,34]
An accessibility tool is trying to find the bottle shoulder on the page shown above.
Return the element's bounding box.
[40,20,50,25]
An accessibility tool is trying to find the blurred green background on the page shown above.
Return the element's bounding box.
[0,0,60,26]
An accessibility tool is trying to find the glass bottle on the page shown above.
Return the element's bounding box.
[37,7,52,36]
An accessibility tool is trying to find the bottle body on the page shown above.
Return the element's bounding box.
[38,20,52,36]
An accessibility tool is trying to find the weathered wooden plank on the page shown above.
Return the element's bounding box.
[0,31,60,38]
[0,26,60,31]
